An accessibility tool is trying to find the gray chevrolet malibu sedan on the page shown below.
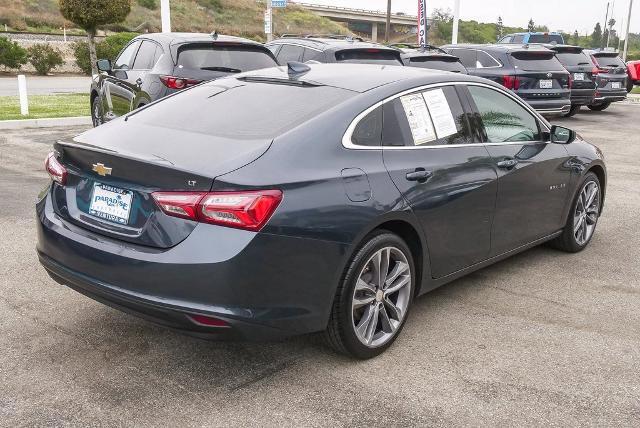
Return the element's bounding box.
[38,63,606,358]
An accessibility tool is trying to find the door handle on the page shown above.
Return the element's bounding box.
[496,158,518,169]
[405,169,433,182]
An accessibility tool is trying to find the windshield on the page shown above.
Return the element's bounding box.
[528,34,564,44]
[555,51,591,66]
[594,55,626,68]
[334,49,403,65]
[177,44,277,73]
[510,52,564,71]
[408,57,467,73]
[133,81,353,139]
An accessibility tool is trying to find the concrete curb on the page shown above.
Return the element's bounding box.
[0,116,91,130]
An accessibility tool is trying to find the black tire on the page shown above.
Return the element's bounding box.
[563,105,580,117]
[588,102,611,111]
[627,80,634,93]
[325,230,415,359]
[91,95,104,127]
[549,172,601,253]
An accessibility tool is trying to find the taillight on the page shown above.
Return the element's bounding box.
[159,75,202,90]
[44,152,67,185]
[568,74,573,88]
[502,75,520,90]
[152,190,283,231]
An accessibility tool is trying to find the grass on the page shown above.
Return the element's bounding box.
[0,93,89,120]
[632,86,640,95]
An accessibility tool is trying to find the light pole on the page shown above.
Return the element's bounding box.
[161,0,171,33]
[452,0,460,44]
[385,0,391,43]
[623,0,634,61]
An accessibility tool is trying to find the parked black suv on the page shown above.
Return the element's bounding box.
[441,44,571,115]
[584,50,628,111]
[545,45,596,117]
[266,35,403,66]
[90,32,278,126]
[390,43,467,73]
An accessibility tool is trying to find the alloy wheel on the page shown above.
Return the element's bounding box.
[351,246,411,348]
[574,180,600,246]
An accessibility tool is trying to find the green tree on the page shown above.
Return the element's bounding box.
[72,32,138,75]
[59,0,131,75]
[497,16,504,38]
[0,37,28,70]
[527,18,535,32]
[27,44,64,75]
[591,22,602,48]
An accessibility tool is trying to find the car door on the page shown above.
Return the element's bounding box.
[127,40,160,108]
[382,84,498,278]
[464,84,572,255]
[100,40,140,121]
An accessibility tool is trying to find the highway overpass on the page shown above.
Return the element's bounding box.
[294,2,421,41]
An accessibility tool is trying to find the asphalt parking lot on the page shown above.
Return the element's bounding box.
[1,103,639,426]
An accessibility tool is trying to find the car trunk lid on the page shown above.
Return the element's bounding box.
[509,51,570,99]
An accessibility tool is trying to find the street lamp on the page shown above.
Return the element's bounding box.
[385,0,391,43]
[452,0,460,44]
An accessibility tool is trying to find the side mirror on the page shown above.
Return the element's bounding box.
[550,125,576,144]
[96,59,112,73]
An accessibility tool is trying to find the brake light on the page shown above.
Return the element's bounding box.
[187,314,229,327]
[44,152,67,185]
[152,190,283,231]
[502,75,520,90]
[159,75,202,90]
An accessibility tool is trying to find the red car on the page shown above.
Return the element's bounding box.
[627,60,640,92]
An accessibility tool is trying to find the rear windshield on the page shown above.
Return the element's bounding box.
[408,57,467,73]
[176,44,277,73]
[528,34,564,44]
[510,52,564,71]
[555,51,592,66]
[594,55,626,68]
[133,81,352,139]
[334,49,402,65]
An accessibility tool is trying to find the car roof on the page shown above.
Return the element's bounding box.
[505,31,562,36]
[231,63,482,93]
[442,43,554,53]
[400,49,460,60]
[267,37,395,52]
[135,32,264,47]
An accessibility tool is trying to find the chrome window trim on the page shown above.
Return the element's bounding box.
[341,81,551,151]
[265,42,323,53]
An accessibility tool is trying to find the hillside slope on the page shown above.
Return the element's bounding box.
[0,0,349,41]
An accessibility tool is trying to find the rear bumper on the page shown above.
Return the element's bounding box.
[524,98,571,115]
[592,89,627,104]
[570,88,596,106]
[36,191,348,340]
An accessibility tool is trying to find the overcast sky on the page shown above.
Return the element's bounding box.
[301,0,638,35]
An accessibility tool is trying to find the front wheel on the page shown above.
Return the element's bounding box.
[588,102,611,111]
[549,172,601,253]
[325,231,415,359]
[91,95,104,127]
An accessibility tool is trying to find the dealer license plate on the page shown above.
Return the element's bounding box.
[539,79,553,89]
[611,82,621,89]
[89,183,133,225]
[574,73,585,81]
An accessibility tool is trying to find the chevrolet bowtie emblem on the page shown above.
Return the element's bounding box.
[92,163,112,176]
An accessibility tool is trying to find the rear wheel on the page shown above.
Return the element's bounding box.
[563,105,580,117]
[325,231,414,359]
[91,95,104,127]
[588,102,611,111]
[549,172,601,253]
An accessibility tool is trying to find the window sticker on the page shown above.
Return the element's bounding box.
[422,88,457,139]
[399,94,436,145]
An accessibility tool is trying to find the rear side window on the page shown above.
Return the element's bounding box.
[334,49,402,65]
[132,40,157,70]
[382,86,469,146]
[450,49,477,68]
[468,86,540,143]
[276,44,304,63]
[528,34,564,44]
[477,51,501,68]
[555,51,591,66]
[498,36,513,43]
[114,41,140,70]
[510,52,564,71]
[512,35,525,43]
[352,107,382,146]
[594,55,626,68]
[177,44,277,72]
[302,48,322,62]
[134,81,352,139]
[408,57,467,73]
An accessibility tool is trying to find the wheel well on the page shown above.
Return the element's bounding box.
[375,220,424,297]
[90,90,98,104]
[588,165,606,212]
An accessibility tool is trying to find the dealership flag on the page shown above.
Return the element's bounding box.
[418,0,427,46]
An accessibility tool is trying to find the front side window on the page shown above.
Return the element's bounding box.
[382,86,470,147]
[468,86,540,143]
[114,41,140,70]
